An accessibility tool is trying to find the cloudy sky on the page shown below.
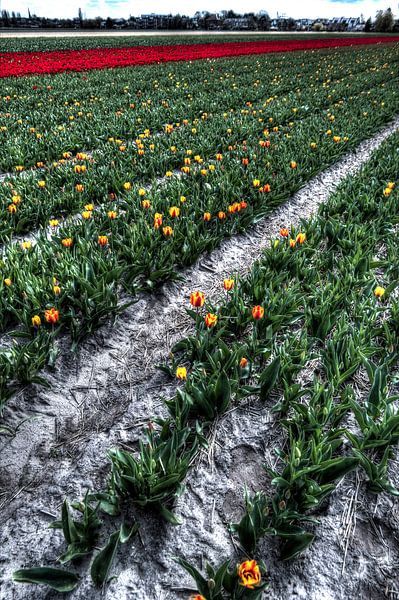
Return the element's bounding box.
[2,0,396,21]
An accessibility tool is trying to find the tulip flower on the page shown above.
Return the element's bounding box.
[107,210,117,219]
[61,238,73,247]
[37,180,46,188]
[75,184,84,192]
[374,286,385,298]
[20,241,31,250]
[98,235,109,246]
[238,560,261,589]
[32,315,41,328]
[162,226,173,237]
[203,212,211,222]
[218,211,226,220]
[280,228,289,237]
[49,219,59,227]
[8,203,17,214]
[296,233,306,244]
[154,213,163,229]
[290,161,297,169]
[82,211,92,220]
[252,305,265,320]
[176,366,187,380]
[4,278,12,286]
[169,206,180,218]
[223,279,234,291]
[240,357,248,368]
[142,199,151,209]
[53,285,61,296]
[123,182,131,191]
[204,313,218,328]
[45,308,59,324]
[190,291,205,308]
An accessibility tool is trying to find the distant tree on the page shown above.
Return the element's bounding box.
[364,17,372,31]
[286,17,297,31]
[105,17,114,29]
[374,8,394,31]
[1,9,10,26]
[257,12,271,30]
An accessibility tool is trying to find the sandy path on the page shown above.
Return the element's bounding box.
[0,115,398,600]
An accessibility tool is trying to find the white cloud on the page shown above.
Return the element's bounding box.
[2,0,394,20]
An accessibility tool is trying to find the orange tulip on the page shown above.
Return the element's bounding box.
[203,212,211,222]
[98,235,108,246]
[162,226,173,237]
[204,313,218,328]
[252,305,265,320]
[142,200,151,209]
[240,357,248,368]
[154,213,163,229]
[61,238,73,247]
[190,291,205,308]
[238,560,261,589]
[44,308,59,324]
[218,211,226,220]
[107,210,117,219]
[169,206,180,218]
[223,279,234,291]
[296,233,306,244]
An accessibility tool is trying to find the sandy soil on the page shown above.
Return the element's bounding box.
[0,117,399,600]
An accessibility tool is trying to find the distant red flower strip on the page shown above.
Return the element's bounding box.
[0,37,397,78]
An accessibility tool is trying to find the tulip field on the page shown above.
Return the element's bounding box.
[0,34,399,600]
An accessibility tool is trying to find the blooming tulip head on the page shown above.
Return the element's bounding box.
[107,210,117,219]
[204,313,218,328]
[31,315,41,328]
[176,366,187,380]
[252,305,265,320]
[45,308,59,324]
[4,278,12,286]
[81,211,92,220]
[162,226,173,237]
[190,291,205,308]
[154,213,163,229]
[296,232,306,244]
[238,560,261,589]
[290,161,297,169]
[37,180,46,188]
[240,357,248,368]
[142,200,151,209]
[223,278,234,291]
[280,227,289,237]
[374,286,385,298]
[61,238,73,247]
[203,212,211,222]
[218,211,226,220]
[123,182,131,191]
[98,235,109,246]
[169,206,180,218]
[53,285,61,296]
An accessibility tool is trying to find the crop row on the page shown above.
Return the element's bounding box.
[1,42,397,172]
[12,121,399,598]
[0,32,391,54]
